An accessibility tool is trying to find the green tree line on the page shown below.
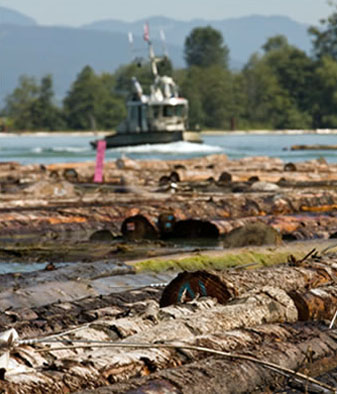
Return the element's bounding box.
[4,4,337,132]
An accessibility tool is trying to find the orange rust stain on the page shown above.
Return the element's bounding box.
[126,208,140,217]
[141,366,151,376]
[0,214,21,221]
[271,221,299,232]
[301,204,337,212]
[47,217,87,225]
[218,210,230,218]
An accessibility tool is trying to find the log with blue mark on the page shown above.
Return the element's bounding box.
[177,280,208,302]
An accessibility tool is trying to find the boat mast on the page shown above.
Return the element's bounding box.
[144,22,159,77]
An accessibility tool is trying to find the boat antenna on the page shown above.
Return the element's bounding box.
[127,31,144,67]
[128,31,134,59]
[160,28,169,58]
[143,22,158,77]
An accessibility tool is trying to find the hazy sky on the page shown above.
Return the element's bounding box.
[0,0,333,26]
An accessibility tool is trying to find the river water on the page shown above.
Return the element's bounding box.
[1,131,337,164]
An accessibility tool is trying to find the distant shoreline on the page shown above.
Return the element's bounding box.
[201,129,337,135]
[1,129,337,137]
[0,131,111,137]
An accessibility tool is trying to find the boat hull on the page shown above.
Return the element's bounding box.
[90,131,202,149]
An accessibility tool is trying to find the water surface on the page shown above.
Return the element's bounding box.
[1,132,337,164]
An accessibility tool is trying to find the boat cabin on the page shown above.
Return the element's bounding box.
[119,98,188,134]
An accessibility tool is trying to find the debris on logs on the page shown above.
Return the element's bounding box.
[159,255,337,307]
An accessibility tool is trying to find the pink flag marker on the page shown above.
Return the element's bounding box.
[94,139,106,183]
[143,22,150,42]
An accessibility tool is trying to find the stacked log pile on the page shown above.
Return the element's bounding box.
[0,252,337,392]
[1,155,337,243]
[2,154,337,392]
[1,183,337,242]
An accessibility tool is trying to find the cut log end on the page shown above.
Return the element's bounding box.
[222,222,282,248]
[172,219,219,239]
[121,215,159,240]
[159,270,232,307]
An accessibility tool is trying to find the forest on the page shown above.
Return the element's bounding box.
[3,5,337,132]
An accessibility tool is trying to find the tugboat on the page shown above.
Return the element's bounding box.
[91,26,202,149]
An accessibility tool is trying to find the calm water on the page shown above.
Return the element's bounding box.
[1,132,337,165]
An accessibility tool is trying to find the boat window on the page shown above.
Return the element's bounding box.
[163,105,186,117]
[152,106,161,119]
[129,106,139,121]
[175,105,186,117]
[163,106,174,117]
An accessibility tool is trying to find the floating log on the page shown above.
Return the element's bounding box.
[291,144,337,150]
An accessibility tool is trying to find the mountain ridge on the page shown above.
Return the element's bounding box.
[83,14,312,63]
[0,7,314,103]
[0,6,36,26]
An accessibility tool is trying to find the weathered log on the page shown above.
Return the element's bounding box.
[2,154,337,192]
[284,161,297,171]
[1,198,337,242]
[121,212,337,241]
[0,257,336,392]
[222,222,282,247]
[166,169,228,183]
[0,286,164,339]
[169,219,220,239]
[290,285,337,321]
[2,187,337,219]
[159,256,337,307]
[277,178,337,188]
[89,229,114,242]
[80,324,337,394]
[0,260,174,311]
[1,312,337,393]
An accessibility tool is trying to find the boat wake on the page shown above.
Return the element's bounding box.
[113,141,222,155]
[31,146,90,154]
